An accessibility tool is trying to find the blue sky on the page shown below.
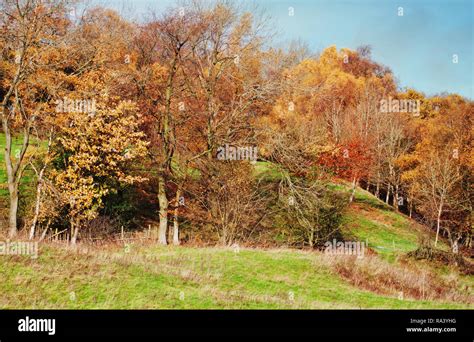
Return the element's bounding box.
[96,0,473,99]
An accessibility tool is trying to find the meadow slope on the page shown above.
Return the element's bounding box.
[0,185,472,309]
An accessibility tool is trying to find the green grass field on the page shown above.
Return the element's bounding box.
[0,244,471,309]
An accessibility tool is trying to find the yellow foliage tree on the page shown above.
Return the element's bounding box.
[52,99,148,244]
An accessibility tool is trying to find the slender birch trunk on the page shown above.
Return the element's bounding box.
[435,200,443,247]
[385,184,391,203]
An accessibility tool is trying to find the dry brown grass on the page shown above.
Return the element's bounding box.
[320,253,474,304]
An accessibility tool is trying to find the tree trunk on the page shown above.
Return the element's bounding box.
[375,173,380,198]
[29,176,44,240]
[385,185,391,203]
[29,129,53,240]
[172,219,179,245]
[39,219,51,242]
[434,202,443,247]
[393,184,399,210]
[4,123,19,238]
[3,116,30,238]
[173,188,181,246]
[7,182,19,238]
[451,239,459,254]
[71,220,79,245]
[155,52,179,246]
[157,174,168,245]
[206,116,214,160]
[349,177,357,203]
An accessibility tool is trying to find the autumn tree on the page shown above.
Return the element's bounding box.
[1,0,70,237]
[171,1,274,246]
[22,6,148,243]
[52,99,148,244]
[130,5,208,245]
[401,97,473,252]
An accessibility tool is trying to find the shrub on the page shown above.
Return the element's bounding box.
[274,177,348,248]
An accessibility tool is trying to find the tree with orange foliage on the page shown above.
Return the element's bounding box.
[318,139,372,202]
[401,97,473,252]
[1,0,71,237]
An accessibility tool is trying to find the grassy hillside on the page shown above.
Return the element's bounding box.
[0,185,472,309]
[0,244,471,309]
[341,186,449,259]
[254,161,449,258]
[0,141,472,309]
